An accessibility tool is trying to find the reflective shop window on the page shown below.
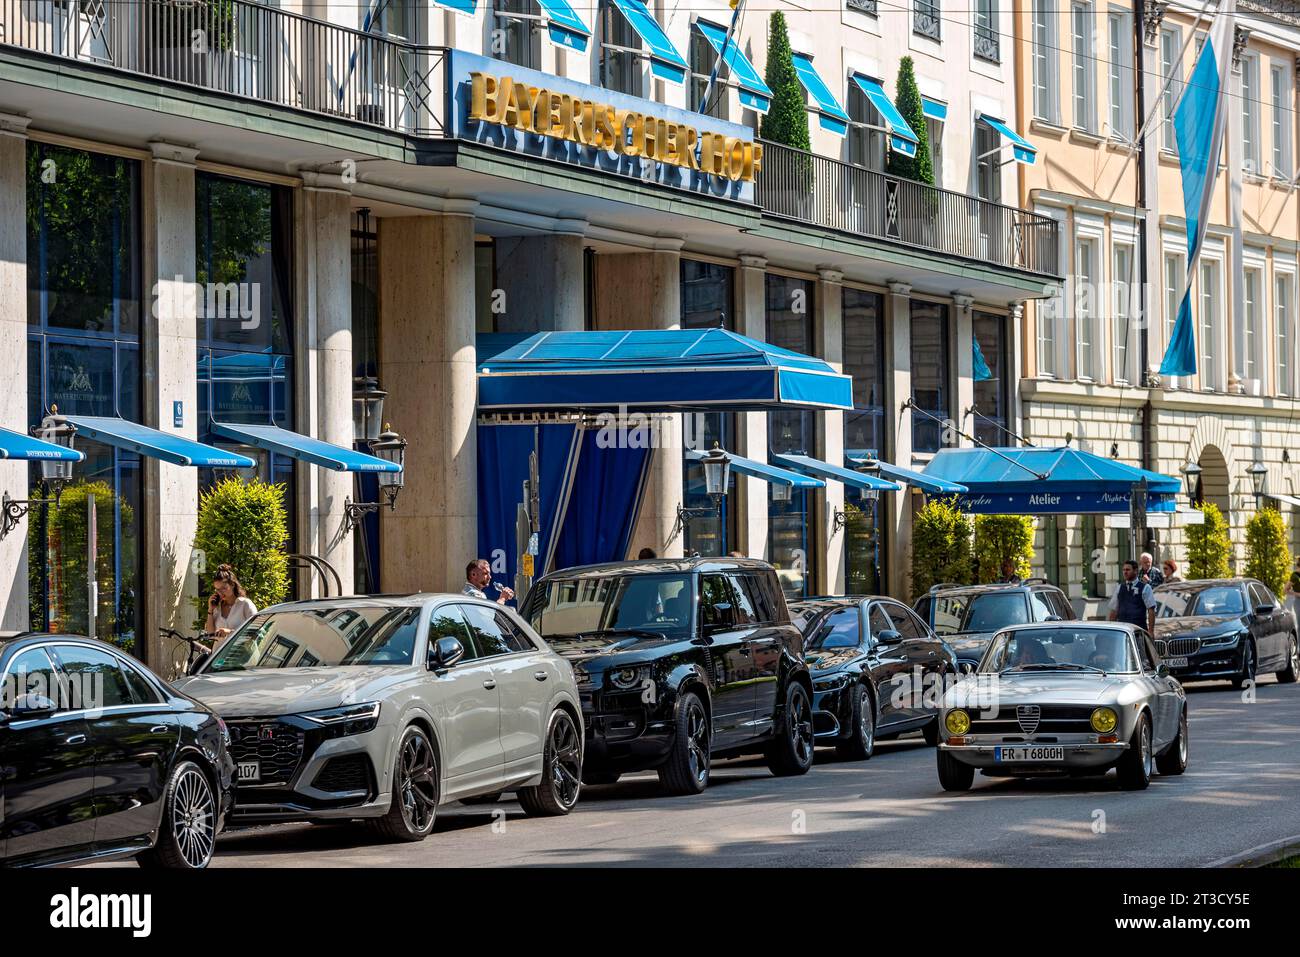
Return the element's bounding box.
[910,301,950,454]
[973,311,1008,447]
[493,0,542,69]
[842,287,885,594]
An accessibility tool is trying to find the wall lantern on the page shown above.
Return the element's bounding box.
[1247,460,1268,510]
[352,376,388,444]
[1179,459,1202,502]
[344,424,408,535]
[1,409,78,540]
[675,443,732,534]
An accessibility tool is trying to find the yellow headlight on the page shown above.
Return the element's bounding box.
[1091,707,1118,734]
[945,709,971,736]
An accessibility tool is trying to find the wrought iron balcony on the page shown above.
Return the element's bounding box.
[973,19,1000,62]
[913,0,941,39]
[846,0,880,16]
[755,140,1061,278]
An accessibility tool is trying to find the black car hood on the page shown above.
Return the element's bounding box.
[1154,614,1247,639]
[543,631,687,667]
[806,648,862,673]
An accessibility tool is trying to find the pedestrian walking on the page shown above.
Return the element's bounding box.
[463,558,514,604]
[1139,552,1164,588]
[204,564,258,639]
[1108,560,1156,634]
[1162,558,1182,583]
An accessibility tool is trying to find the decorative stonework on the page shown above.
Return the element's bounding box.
[1233,27,1252,69]
[1143,1,1167,46]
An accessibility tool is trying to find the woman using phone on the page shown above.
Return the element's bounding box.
[204,564,258,639]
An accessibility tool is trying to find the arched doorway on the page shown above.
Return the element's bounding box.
[1193,444,1231,516]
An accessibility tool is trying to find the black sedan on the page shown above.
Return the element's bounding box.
[1,633,234,868]
[790,597,958,760]
[1153,579,1299,687]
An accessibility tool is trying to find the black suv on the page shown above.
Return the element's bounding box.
[912,580,1076,671]
[524,558,814,795]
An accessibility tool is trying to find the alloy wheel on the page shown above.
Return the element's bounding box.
[547,714,583,810]
[1178,712,1188,764]
[858,687,874,753]
[790,690,814,766]
[685,698,710,787]
[1140,721,1152,779]
[399,730,438,834]
[172,766,216,868]
[1290,636,1299,675]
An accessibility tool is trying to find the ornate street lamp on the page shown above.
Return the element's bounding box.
[352,376,387,444]
[1,408,78,540]
[1180,459,1202,503]
[675,444,732,533]
[1248,460,1269,511]
[344,424,408,534]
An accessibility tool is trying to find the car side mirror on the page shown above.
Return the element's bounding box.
[429,636,465,671]
[1156,663,1170,678]
[875,629,903,646]
[10,693,57,718]
[1255,603,1276,616]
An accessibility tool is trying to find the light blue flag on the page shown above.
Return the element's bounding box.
[973,337,994,382]
[1160,0,1236,377]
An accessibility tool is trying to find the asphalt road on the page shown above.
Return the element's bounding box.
[201,676,1300,867]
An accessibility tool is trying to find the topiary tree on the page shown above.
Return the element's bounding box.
[191,476,290,628]
[1186,502,1232,580]
[910,497,973,599]
[972,514,1034,584]
[886,56,934,185]
[1245,507,1292,596]
[759,12,811,152]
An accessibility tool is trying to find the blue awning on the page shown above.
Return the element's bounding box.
[772,453,902,492]
[978,113,1037,165]
[65,416,255,468]
[535,0,592,52]
[687,449,824,489]
[850,73,919,157]
[845,452,968,494]
[694,19,773,113]
[922,447,1180,514]
[790,52,850,136]
[922,96,947,121]
[477,330,853,413]
[0,426,84,462]
[432,0,477,15]
[211,423,401,473]
[609,0,689,84]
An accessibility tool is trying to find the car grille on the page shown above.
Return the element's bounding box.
[967,704,1095,735]
[312,755,372,795]
[1156,637,1201,657]
[228,720,304,785]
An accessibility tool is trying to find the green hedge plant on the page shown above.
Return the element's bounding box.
[191,476,290,627]
[1245,507,1292,596]
[972,514,1034,583]
[1185,502,1232,580]
[910,497,972,599]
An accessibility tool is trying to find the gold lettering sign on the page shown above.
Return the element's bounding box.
[469,71,762,184]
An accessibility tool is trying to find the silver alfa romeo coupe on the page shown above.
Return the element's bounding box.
[175,594,584,841]
[936,622,1187,792]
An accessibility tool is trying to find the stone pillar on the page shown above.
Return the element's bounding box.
[884,282,914,600]
[1008,302,1026,440]
[734,255,769,561]
[0,115,29,631]
[494,226,586,333]
[953,295,975,448]
[815,268,845,594]
[592,246,683,557]
[378,207,479,593]
[142,142,201,671]
[301,176,354,594]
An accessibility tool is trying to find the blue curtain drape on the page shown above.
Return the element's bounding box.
[549,430,652,571]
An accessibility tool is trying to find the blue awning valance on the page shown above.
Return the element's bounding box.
[687,449,824,489]
[772,453,902,492]
[850,73,919,157]
[978,113,1037,165]
[922,96,947,121]
[790,51,850,136]
[609,0,689,84]
[477,330,852,413]
[845,452,968,494]
[0,426,84,462]
[535,0,593,52]
[211,423,401,473]
[694,18,773,113]
[65,416,255,468]
[922,447,1180,514]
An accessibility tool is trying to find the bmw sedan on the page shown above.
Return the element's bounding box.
[177,595,584,841]
[1153,579,1298,687]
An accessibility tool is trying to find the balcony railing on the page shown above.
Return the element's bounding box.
[755,140,1060,277]
[0,0,449,135]
[973,19,1000,62]
[913,0,941,39]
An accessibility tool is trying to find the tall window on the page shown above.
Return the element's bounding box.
[973,311,1008,447]
[690,29,726,120]
[766,275,815,599]
[1033,0,1059,123]
[1160,28,1182,152]
[910,302,950,453]
[1163,250,1185,381]
[1071,2,1096,133]
[1112,241,1135,384]
[1242,54,1261,173]
[1277,272,1295,395]
[493,0,540,69]
[1199,260,1219,391]
[914,0,941,40]
[26,143,143,651]
[975,120,1001,204]
[842,288,886,595]
[601,3,641,96]
[1272,63,1292,179]
[1075,236,1099,380]
[1244,267,1262,388]
[923,98,945,187]
[1108,10,1134,141]
[680,260,736,558]
[974,0,999,62]
[849,84,888,172]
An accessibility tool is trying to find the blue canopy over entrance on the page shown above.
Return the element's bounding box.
[65,416,254,469]
[922,446,1180,514]
[0,426,84,462]
[477,329,853,413]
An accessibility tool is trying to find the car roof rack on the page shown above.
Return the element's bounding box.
[927,582,968,594]
[1022,577,1049,586]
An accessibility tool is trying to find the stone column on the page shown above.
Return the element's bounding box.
[884,282,914,600]
[378,206,479,593]
[1008,302,1026,440]
[0,115,29,631]
[953,295,975,448]
[142,142,201,670]
[494,224,587,333]
[734,255,769,561]
[815,268,845,594]
[301,175,354,594]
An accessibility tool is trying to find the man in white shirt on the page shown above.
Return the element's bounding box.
[463,558,514,604]
[1108,559,1156,635]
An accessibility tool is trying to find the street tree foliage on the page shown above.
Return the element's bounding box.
[192,477,290,627]
[973,515,1034,583]
[1186,502,1232,580]
[759,12,811,152]
[1245,507,1293,596]
[911,498,972,598]
[887,57,935,185]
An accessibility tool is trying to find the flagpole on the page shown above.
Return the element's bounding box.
[697,0,745,115]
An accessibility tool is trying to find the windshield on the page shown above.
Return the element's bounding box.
[528,574,694,638]
[923,594,970,636]
[204,607,422,672]
[961,593,1030,633]
[803,608,861,651]
[1156,585,1245,618]
[979,627,1137,674]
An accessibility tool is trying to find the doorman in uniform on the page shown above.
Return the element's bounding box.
[1107,559,1156,635]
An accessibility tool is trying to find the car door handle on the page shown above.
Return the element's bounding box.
[482,679,497,690]
[65,733,86,745]
[534,671,549,681]
[150,725,169,734]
